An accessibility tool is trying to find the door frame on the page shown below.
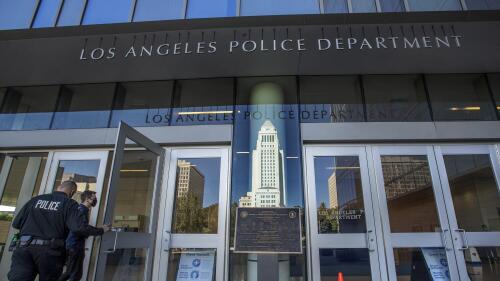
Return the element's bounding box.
[371,145,461,281]
[303,145,385,281]
[94,122,165,281]
[434,144,500,280]
[155,147,231,281]
[41,150,109,281]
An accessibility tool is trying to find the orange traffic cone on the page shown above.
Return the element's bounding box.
[337,272,344,281]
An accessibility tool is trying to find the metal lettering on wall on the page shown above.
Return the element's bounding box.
[0,22,499,86]
[79,31,463,61]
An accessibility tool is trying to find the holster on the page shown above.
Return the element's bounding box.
[18,235,33,248]
[49,238,65,250]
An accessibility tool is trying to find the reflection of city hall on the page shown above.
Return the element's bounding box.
[1,8,500,281]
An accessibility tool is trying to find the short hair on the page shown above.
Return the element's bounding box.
[60,180,77,191]
[80,190,96,203]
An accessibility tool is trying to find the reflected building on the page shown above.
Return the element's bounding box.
[61,172,97,192]
[328,172,338,209]
[382,156,432,200]
[176,160,205,206]
[239,120,285,208]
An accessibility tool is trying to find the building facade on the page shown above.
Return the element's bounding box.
[1,1,500,281]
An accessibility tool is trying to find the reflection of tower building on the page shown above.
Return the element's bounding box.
[382,156,432,200]
[239,120,285,207]
[328,172,338,209]
[176,160,205,207]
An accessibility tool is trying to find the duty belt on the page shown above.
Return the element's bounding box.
[30,239,51,246]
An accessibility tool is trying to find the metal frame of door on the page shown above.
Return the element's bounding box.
[41,150,109,281]
[371,145,461,281]
[304,145,385,281]
[155,147,230,281]
[94,122,165,281]
[434,144,500,280]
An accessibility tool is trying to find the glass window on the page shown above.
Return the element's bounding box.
[381,155,441,233]
[51,83,115,129]
[167,249,217,281]
[57,0,86,26]
[465,0,500,10]
[171,79,234,126]
[32,0,62,28]
[351,0,377,13]
[444,154,500,232]
[112,150,157,233]
[379,0,405,12]
[488,73,500,118]
[133,0,184,22]
[0,0,38,30]
[0,86,59,131]
[407,0,462,11]
[110,81,173,128]
[427,74,497,121]
[82,0,134,25]
[394,248,450,281]
[324,0,348,13]
[320,249,372,281]
[240,0,320,16]
[0,153,48,262]
[299,76,365,123]
[172,158,221,234]
[363,75,431,122]
[51,160,101,201]
[187,0,236,18]
[314,156,367,234]
[462,247,500,281]
[230,77,306,280]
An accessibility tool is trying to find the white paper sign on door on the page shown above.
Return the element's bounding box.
[421,248,451,281]
[176,251,215,281]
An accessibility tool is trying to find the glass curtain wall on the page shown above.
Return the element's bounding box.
[230,77,306,280]
[240,0,319,16]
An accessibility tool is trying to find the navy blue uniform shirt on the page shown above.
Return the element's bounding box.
[66,204,90,250]
[12,191,103,241]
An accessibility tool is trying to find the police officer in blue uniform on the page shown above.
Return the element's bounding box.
[58,190,100,281]
[7,180,110,281]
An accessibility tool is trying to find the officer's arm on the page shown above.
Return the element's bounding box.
[66,202,104,236]
[12,200,30,230]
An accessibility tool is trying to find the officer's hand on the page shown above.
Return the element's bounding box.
[102,224,112,232]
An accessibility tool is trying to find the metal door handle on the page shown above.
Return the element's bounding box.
[163,230,172,252]
[366,230,375,252]
[441,229,450,251]
[455,229,469,251]
[102,231,119,254]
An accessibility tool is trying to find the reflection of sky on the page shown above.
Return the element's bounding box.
[181,158,221,208]
[231,104,304,207]
[314,156,361,208]
[59,160,100,178]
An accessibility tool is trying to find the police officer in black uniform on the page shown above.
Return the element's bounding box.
[8,180,110,281]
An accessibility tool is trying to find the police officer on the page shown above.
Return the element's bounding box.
[8,180,110,281]
[58,190,100,281]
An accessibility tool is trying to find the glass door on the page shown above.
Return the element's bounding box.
[94,122,165,281]
[434,144,500,281]
[41,150,109,281]
[156,148,230,281]
[371,145,460,281]
[304,146,384,281]
[0,153,49,277]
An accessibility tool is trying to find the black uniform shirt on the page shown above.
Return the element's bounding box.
[12,191,103,240]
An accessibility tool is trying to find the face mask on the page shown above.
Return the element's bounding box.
[90,198,98,207]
